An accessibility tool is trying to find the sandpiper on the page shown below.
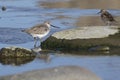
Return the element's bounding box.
[22,21,59,47]
[98,9,116,26]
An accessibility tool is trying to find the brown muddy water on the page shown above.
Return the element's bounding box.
[0,0,120,80]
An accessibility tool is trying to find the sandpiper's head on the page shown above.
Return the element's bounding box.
[44,21,60,28]
[98,9,107,14]
[44,21,50,25]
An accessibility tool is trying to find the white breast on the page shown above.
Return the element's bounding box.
[31,30,50,39]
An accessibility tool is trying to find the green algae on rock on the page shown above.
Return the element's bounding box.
[0,46,36,58]
[0,57,35,66]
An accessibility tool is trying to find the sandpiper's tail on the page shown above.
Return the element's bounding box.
[21,29,28,33]
[21,29,30,33]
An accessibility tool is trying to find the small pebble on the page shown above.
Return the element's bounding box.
[2,6,6,11]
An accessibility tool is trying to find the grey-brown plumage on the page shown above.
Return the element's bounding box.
[23,24,50,35]
[22,21,59,47]
[98,9,116,26]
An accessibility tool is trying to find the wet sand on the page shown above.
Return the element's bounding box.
[39,0,120,9]
[75,16,120,27]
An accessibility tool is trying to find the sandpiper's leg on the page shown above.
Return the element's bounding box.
[34,37,37,47]
[39,38,42,50]
[107,21,111,26]
[39,38,42,47]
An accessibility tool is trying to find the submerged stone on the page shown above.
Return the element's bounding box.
[0,46,36,58]
[0,66,101,80]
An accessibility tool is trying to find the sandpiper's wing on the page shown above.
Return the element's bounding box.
[23,24,49,34]
[104,11,116,21]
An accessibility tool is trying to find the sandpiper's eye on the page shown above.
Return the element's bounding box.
[47,22,50,24]
[44,21,49,24]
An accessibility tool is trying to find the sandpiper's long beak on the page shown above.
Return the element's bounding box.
[97,11,100,14]
[50,24,60,28]
[97,11,101,14]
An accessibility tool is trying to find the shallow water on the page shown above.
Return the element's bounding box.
[0,0,120,80]
[0,54,120,80]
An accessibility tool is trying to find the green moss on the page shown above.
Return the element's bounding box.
[0,47,36,58]
[0,57,35,66]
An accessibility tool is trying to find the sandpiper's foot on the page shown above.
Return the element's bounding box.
[31,46,42,53]
[34,45,36,48]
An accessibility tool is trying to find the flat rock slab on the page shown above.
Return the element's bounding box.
[52,26,119,39]
[0,66,101,80]
[41,26,120,54]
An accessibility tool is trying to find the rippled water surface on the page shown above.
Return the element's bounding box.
[0,0,120,80]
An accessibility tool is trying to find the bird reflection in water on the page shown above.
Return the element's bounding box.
[0,57,35,66]
[31,46,51,63]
